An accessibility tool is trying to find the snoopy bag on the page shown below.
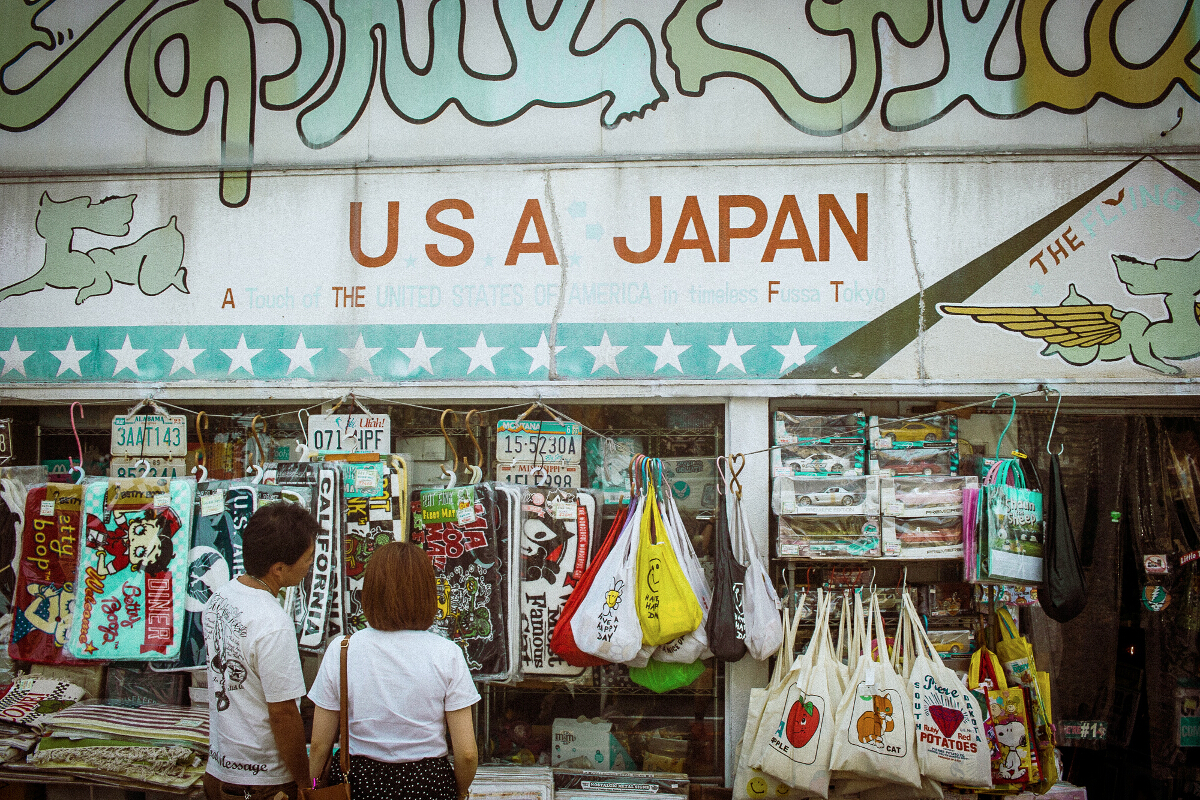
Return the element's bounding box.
[572,497,644,664]
[901,594,991,787]
[636,489,702,646]
[828,593,921,788]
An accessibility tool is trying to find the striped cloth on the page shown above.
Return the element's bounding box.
[41,702,208,752]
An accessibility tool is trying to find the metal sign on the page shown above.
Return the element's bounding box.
[110,414,187,457]
[306,414,391,455]
[0,419,11,463]
[496,420,582,465]
[109,457,188,479]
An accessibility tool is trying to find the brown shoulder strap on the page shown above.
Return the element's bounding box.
[339,633,352,780]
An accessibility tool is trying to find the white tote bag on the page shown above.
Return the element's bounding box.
[902,594,992,787]
[828,592,922,788]
[760,590,841,798]
[735,492,784,660]
[748,596,806,770]
[571,496,644,664]
[654,490,713,663]
[733,606,798,800]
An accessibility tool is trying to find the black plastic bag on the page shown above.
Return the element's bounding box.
[1040,452,1088,622]
[706,489,748,661]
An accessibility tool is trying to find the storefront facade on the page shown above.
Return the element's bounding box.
[3,0,1200,788]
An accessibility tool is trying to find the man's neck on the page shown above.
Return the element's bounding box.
[238,574,278,595]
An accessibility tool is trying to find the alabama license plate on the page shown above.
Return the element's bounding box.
[110,414,187,457]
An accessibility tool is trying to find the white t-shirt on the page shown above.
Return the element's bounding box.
[203,579,306,785]
[308,628,480,763]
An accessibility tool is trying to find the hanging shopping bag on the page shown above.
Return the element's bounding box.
[572,497,644,664]
[736,490,784,660]
[707,484,748,662]
[733,607,796,800]
[967,645,1033,787]
[1040,451,1087,621]
[901,594,991,787]
[980,459,1044,584]
[828,592,921,788]
[994,607,1057,787]
[628,657,706,692]
[759,590,840,798]
[636,487,702,646]
[551,505,628,667]
[654,489,713,662]
[749,596,807,771]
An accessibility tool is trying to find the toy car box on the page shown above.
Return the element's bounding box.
[773,443,866,477]
[774,411,866,445]
[777,515,880,559]
[881,514,963,559]
[870,445,958,476]
[869,415,958,449]
[881,475,977,516]
[773,475,879,516]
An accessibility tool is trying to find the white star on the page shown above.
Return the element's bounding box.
[645,329,690,373]
[163,334,205,375]
[397,332,441,376]
[340,334,381,376]
[0,337,34,377]
[50,336,90,377]
[709,329,754,373]
[773,329,819,373]
[280,334,322,375]
[107,335,147,377]
[584,331,626,375]
[521,331,566,374]
[221,334,262,376]
[459,332,503,375]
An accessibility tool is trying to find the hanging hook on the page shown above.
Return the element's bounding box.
[195,411,208,467]
[69,465,85,485]
[68,401,85,472]
[463,410,484,471]
[134,458,150,478]
[991,392,1017,458]
[192,463,208,483]
[728,453,745,499]
[246,464,264,484]
[248,415,265,468]
[1044,387,1064,456]
[439,409,461,479]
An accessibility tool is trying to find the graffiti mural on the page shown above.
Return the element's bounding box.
[1,2,1199,207]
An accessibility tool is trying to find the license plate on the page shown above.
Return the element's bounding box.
[109,457,188,478]
[111,414,187,457]
[495,420,582,465]
[496,462,581,489]
[0,420,11,462]
[307,414,391,454]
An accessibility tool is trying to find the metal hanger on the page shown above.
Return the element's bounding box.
[992,392,1017,458]
[440,409,461,488]
[192,411,209,482]
[464,410,484,484]
[1045,387,1064,456]
[68,401,85,484]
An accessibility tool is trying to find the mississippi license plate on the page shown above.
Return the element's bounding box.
[306,414,391,454]
[495,420,582,465]
[496,462,581,489]
[110,414,187,457]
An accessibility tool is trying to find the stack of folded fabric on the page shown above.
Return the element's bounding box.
[0,676,88,764]
[27,700,207,792]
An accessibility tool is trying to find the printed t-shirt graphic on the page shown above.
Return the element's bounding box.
[519,487,596,676]
[10,484,84,665]
[416,483,509,679]
[66,477,195,660]
[154,482,255,671]
[341,462,404,632]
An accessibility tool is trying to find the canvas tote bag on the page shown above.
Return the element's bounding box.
[572,496,644,663]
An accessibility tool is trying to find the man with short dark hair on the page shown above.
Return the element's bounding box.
[203,502,320,800]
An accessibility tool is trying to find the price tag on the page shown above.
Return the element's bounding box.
[547,497,578,520]
[354,468,379,491]
[154,493,171,508]
[111,415,187,457]
[496,462,580,489]
[495,419,582,465]
[307,414,391,455]
[39,500,54,516]
[200,490,226,516]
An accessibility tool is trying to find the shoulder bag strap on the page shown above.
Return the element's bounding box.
[339,633,353,781]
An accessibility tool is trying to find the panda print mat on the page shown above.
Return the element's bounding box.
[519,488,598,676]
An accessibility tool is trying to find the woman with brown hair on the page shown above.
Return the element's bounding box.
[307,542,479,800]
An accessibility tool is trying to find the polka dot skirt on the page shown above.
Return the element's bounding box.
[329,753,457,800]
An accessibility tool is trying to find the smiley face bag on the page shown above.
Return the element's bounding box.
[636,488,702,646]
